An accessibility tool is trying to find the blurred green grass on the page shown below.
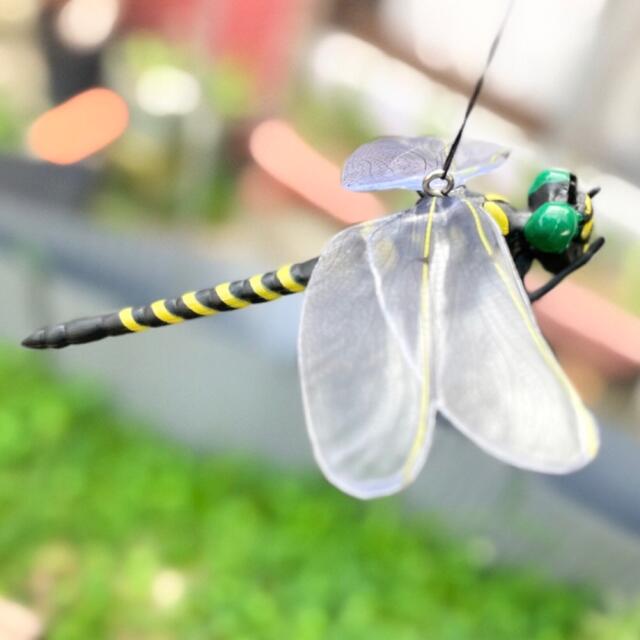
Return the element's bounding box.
[0,343,637,639]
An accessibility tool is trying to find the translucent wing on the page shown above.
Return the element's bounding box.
[342,135,509,192]
[299,203,438,499]
[429,195,599,472]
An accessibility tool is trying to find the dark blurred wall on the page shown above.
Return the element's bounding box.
[38,1,104,104]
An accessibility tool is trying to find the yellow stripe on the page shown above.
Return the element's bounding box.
[484,192,509,203]
[276,264,306,293]
[484,201,510,236]
[463,199,599,457]
[119,307,148,333]
[581,218,594,241]
[181,291,218,316]
[467,199,494,256]
[215,282,250,309]
[403,197,437,482]
[584,194,593,216]
[150,300,184,324]
[249,274,281,301]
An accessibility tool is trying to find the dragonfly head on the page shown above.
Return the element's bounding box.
[525,169,599,253]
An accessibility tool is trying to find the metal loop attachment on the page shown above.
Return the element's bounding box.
[422,169,454,197]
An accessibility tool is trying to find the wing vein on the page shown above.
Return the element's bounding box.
[402,197,437,481]
[461,198,599,457]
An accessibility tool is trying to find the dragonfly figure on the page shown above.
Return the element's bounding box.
[22,3,606,498]
[22,134,605,498]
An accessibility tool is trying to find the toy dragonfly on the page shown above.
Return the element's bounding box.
[22,3,605,498]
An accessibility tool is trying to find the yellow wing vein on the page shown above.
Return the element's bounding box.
[462,198,598,457]
[402,197,437,481]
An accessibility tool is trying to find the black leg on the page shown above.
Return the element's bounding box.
[527,237,605,303]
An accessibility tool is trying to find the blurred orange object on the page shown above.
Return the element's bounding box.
[249,119,385,224]
[28,88,129,165]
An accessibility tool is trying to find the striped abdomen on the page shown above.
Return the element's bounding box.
[22,259,318,350]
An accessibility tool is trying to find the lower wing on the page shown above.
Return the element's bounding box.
[430,196,599,472]
[299,204,438,499]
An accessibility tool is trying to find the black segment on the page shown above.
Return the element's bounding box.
[132,305,165,327]
[261,270,289,295]
[21,329,46,349]
[528,182,569,211]
[64,317,107,344]
[291,258,318,286]
[568,173,578,206]
[588,186,601,198]
[229,279,265,304]
[103,312,129,336]
[195,288,234,312]
[44,324,68,348]
[22,311,131,350]
[166,297,199,320]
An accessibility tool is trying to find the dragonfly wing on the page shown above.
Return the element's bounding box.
[342,136,444,192]
[430,196,599,472]
[450,139,509,184]
[342,136,508,192]
[299,203,438,498]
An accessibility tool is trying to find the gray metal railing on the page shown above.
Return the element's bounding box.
[1,188,639,594]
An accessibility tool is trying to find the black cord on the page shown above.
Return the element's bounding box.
[440,1,515,178]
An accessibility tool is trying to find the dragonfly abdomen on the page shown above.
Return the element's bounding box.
[22,258,318,350]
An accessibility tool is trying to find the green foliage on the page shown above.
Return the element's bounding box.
[0,344,636,638]
[289,86,377,160]
[579,599,640,640]
[0,92,22,151]
[121,34,255,118]
[95,35,254,225]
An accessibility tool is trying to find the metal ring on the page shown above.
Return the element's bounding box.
[422,169,454,197]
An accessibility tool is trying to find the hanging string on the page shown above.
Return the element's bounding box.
[440,0,515,180]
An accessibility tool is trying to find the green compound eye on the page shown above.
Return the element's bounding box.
[528,168,571,196]
[524,202,581,253]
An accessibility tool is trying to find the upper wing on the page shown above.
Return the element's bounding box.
[429,196,599,472]
[299,203,438,499]
[342,135,509,192]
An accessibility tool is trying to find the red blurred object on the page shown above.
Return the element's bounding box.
[249,119,386,224]
[531,275,640,380]
[122,0,311,90]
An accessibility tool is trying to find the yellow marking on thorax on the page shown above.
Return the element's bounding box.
[215,282,250,309]
[249,274,281,301]
[181,292,218,316]
[276,264,305,293]
[403,197,437,482]
[584,194,593,216]
[150,300,184,324]
[463,198,599,458]
[484,192,509,203]
[484,201,510,236]
[581,218,594,241]
[119,307,148,333]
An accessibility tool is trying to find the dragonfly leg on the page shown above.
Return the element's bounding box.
[527,237,605,303]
